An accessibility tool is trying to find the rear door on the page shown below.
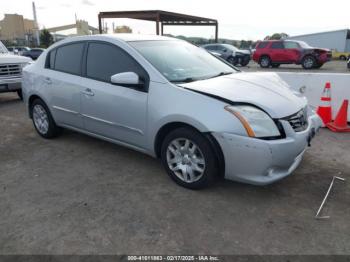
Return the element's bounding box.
[44,42,85,129]
[269,41,285,62]
[283,41,300,63]
[80,41,148,148]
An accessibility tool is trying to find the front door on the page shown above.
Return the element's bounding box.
[283,41,301,63]
[80,42,148,148]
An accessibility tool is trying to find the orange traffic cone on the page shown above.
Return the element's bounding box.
[326,100,350,132]
[316,82,332,125]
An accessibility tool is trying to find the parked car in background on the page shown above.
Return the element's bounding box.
[22,34,322,189]
[332,50,350,60]
[347,56,350,69]
[6,47,19,55]
[208,51,223,58]
[202,44,251,66]
[22,48,45,60]
[0,41,32,99]
[10,46,31,56]
[253,40,332,69]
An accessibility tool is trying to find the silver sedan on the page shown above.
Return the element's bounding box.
[22,34,322,189]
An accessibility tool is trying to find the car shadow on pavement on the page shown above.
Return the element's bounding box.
[0,94,22,107]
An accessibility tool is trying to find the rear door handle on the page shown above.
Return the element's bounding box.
[82,88,94,96]
[44,77,52,85]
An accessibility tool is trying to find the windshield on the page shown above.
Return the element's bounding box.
[0,41,9,54]
[223,44,239,51]
[297,41,312,49]
[129,40,236,82]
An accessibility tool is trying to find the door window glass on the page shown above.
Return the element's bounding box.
[54,43,84,75]
[86,42,144,83]
[284,41,300,49]
[271,42,284,49]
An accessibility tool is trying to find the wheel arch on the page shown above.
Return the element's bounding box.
[28,94,47,118]
[154,121,225,177]
[259,54,271,61]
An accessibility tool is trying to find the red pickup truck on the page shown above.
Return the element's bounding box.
[252,40,332,69]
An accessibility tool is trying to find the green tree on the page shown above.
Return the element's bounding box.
[40,29,54,48]
[265,33,289,40]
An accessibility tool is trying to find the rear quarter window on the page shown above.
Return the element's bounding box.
[45,49,56,69]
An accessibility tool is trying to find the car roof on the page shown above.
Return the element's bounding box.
[62,34,179,43]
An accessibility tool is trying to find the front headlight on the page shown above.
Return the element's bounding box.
[225,105,281,138]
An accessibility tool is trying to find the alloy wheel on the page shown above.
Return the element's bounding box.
[33,104,49,135]
[166,138,206,183]
[303,57,315,69]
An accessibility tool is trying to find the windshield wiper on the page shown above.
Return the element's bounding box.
[170,77,197,83]
[208,71,233,79]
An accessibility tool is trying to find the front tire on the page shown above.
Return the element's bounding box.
[240,57,250,67]
[161,127,219,189]
[314,63,324,69]
[339,55,347,61]
[227,56,237,66]
[31,99,62,138]
[302,55,316,69]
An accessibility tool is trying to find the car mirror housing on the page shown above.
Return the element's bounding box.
[111,72,143,88]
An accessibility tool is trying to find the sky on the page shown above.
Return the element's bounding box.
[1,0,349,40]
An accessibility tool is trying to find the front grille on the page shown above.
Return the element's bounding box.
[284,108,308,132]
[0,64,21,78]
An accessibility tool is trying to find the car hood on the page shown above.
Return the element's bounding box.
[305,47,330,52]
[180,72,306,118]
[236,49,251,55]
[0,54,32,63]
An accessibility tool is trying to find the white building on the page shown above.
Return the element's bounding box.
[288,29,350,52]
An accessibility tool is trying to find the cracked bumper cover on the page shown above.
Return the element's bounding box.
[212,113,322,185]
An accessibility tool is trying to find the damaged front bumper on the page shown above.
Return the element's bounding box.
[212,113,322,185]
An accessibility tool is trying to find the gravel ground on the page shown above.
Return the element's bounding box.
[0,92,349,255]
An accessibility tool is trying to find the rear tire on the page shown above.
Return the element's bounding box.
[259,56,271,68]
[31,98,62,139]
[302,55,316,69]
[160,127,219,189]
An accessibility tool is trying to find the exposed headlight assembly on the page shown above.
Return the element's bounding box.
[225,105,281,138]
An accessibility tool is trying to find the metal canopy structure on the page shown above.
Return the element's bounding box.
[98,10,219,42]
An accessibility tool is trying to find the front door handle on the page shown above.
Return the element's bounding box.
[82,88,94,96]
[44,77,52,85]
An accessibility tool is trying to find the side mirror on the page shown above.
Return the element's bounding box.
[111,72,144,88]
